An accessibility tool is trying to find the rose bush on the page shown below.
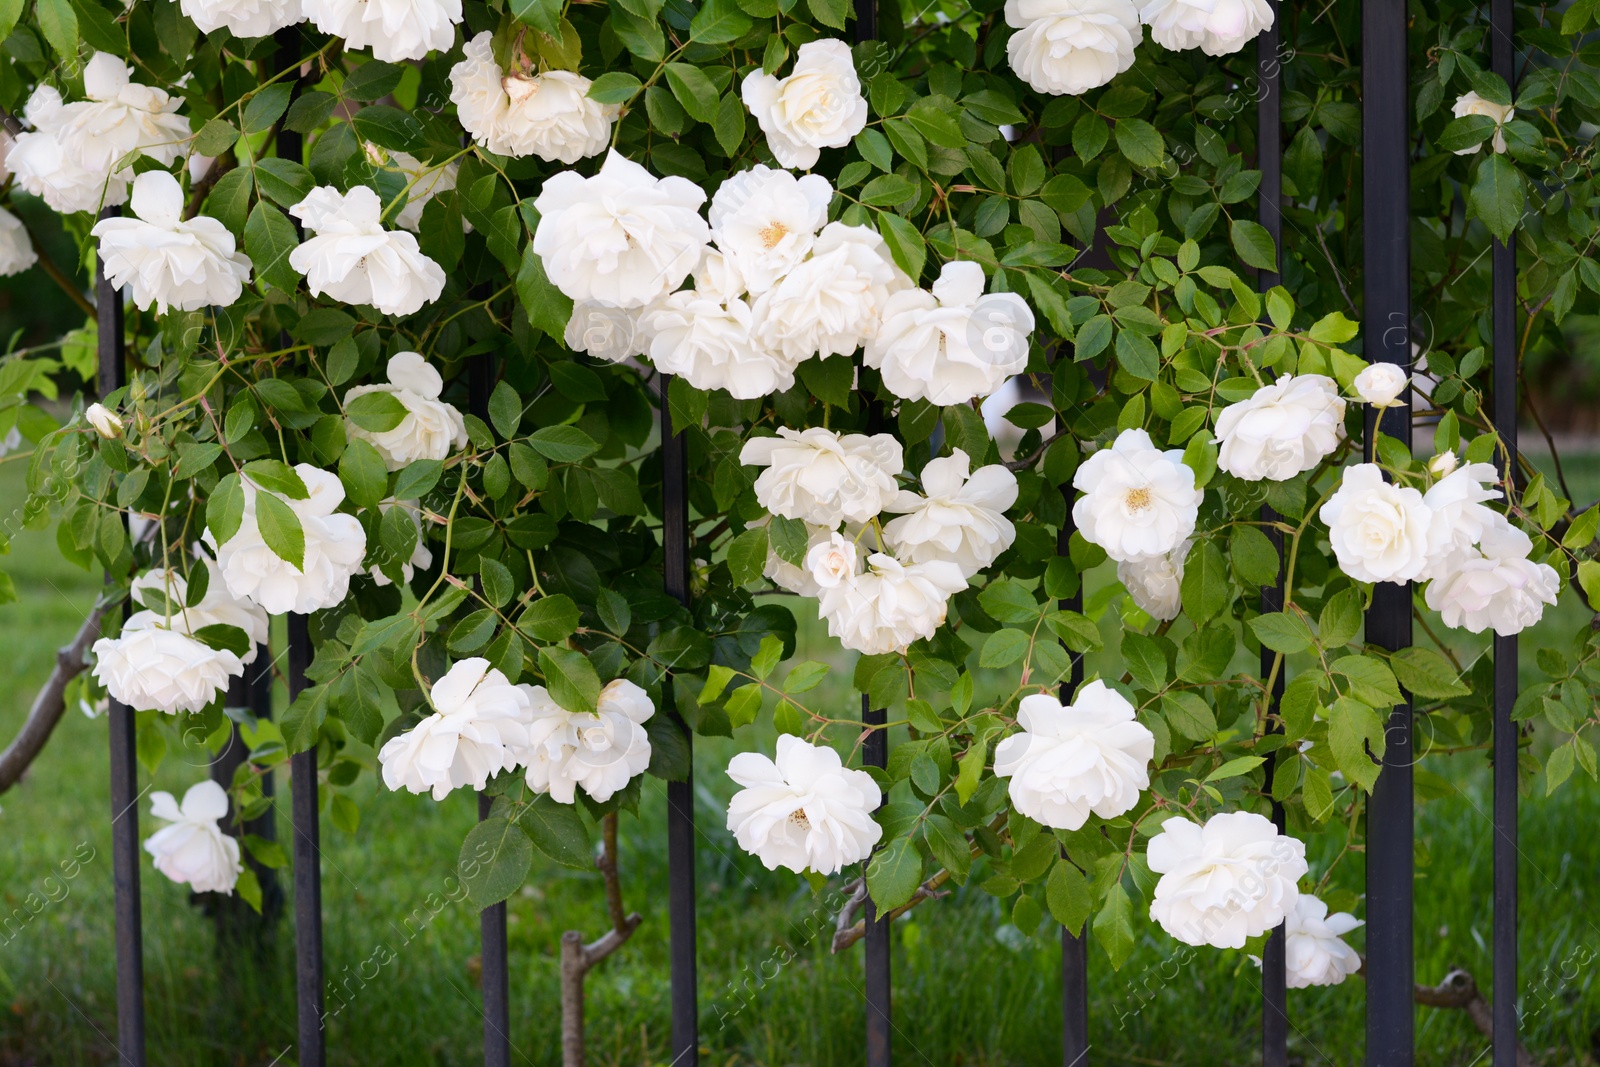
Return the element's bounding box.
[1,0,1596,987]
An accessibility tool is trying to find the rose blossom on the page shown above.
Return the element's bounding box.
[379,658,533,800]
[144,781,242,894]
[181,0,302,38]
[1004,0,1140,97]
[816,551,967,654]
[0,206,37,276]
[520,678,655,804]
[1139,0,1273,56]
[1451,91,1514,155]
[1319,463,1433,584]
[532,151,710,309]
[289,186,446,316]
[1353,362,1408,408]
[368,498,433,587]
[343,352,468,470]
[1280,894,1363,988]
[804,531,860,589]
[761,519,841,598]
[304,0,460,62]
[450,33,618,163]
[866,260,1035,406]
[740,426,904,527]
[92,171,253,314]
[205,464,368,615]
[1117,538,1189,621]
[881,449,1018,578]
[92,617,243,715]
[726,735,882,875]
[565,302,651,363]
[1072,428,1204,563]
[1147,811,1307,949]
[708,165,832,293]
[643,285,795,400]
[385,151,461,232]
[130,558,271,661]
[1213,373,1346,482]
[993,680,1154,830]
[1419,461,1500,580]
[85,402,124,439]
[750,222,909,362]
[7,87,115,213]
[741,40,869,170]
[1424,518,1560,636]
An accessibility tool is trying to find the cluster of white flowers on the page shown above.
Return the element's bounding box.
[1005,0,1273,98]
[379,659,657,804]
[144,780,243,895]
[741,432,1017,654]
[92,558,269,715]
[534,141,1034,405]
[451,32,618,163]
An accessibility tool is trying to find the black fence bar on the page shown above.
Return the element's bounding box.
[98,207,147,1067]
[288,616,325,1066]
[1489,3,1518,1065]
[1056,515,1088,1066]
[1362,0,1415,1062]
[861,693,891,1067]
[657,373,698,1066]
[1256,5,1288,1064]
[212,657,283,938]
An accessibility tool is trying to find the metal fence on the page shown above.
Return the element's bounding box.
[92,0,1527,1064]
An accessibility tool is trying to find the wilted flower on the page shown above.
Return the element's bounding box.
[450,33,618,163]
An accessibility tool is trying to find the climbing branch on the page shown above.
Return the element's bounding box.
[559,812,642,1067]
[0,601,108,794]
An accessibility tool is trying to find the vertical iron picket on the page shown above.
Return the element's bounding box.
[658,373,698,1067]
[469,355,512,1067]
[1361,1,1415,1062]
[99,206,147,1067]
[1057,515,1088,1067]
[1256,6,1289,1065]
[213,659,283,939]
[1489,3,1518,1065]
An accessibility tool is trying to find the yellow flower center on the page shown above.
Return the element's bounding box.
[760,221,790,249]
[789,808,810,831]
[1125,487,1153,511]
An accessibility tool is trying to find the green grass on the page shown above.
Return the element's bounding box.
[2,458,1599,1067]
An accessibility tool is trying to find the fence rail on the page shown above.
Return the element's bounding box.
[92,3,1529,1064]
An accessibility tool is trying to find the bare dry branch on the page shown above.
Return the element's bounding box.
[559,812,642,1067]
[0,601,107,795]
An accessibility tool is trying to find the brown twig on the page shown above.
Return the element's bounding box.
[1005,425,1070,472]
[0,601,108,794]
[559,812,642,1067]
[1410,967,1540,1067]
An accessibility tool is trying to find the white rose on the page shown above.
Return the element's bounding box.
[532,150,710,310]
[708,164,832,293]
[804,531,859,589]
[379,658,533,801]
[1424,518,1559,636]
[760,519,841,597]
[1319,463,1433,584]
[725,735,882,875]
[7,86,120,213]
[144,781,242,894]
[1451,91,1514,155]
[1418,461,1500,580]
[565,301,651,363]
[1213,373,1346,482]
[1004,0,1140,96]
[817,551,967,654]
[130,558,270,662]
[59,53,191,178]
[385,151,462,232]
[1280,894,1363,988]
[741,40,869,170]
[1352,362,1408,408]
[91,171,252,314]
[181,0,302,38]
[1147,811,1307,949]
[450,34,618,163]
[1428,450,1459,477]
[303,0,459,62]
[204,464,369,614]
[1117,538,1189,621]
[92,618,243,715]
[1139,0,1273,56]
[1072,428,1204,563]
[85,402,124,439]
[750,222,910,362]
[368,498,433,587]
[643,290,796,400]
[343,352,468,470]
[0,206,37,277]
[740,426,904,527]
[992,679,1154,830]
[289,186,446,316]
[519,678,655,804]
[881,449,1018,578]
[866,260,1034,406]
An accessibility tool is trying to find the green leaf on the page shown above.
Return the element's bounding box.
[1204,755,1265,783]
[589,71,643,104]
[194,118,241,157]
[1469,153,1524,242]
[350,105,427,153]
[980,628,1031,668]
[1230,524,1279,586]
[1331,655,1403,708]
[243,83,293,136]
[254,157,316,208]
[1046,859,1092,936]
[338,439,387,510]
[1230,219,1278,272]
[526,425,599,462]
[875,212,926,282]
[0,0,26,44]
[245,201,301,294]
[797,354,855,408]
[509,0,561,34]
[1389,647,1470,699]
[517,793,593,867]
[254,490,305,570]
[459,818,534,908]
[539,647,601,713]
[1161,691,1217,741]
[689,0,753,42]
[207,473,245,546]
[191,623,251,658]
[1113,119,1164,168]
[1093,882,1135,971]
[1318,589,1362,648]
[519,595,580,642]
[768,515,809,566]
[713,92,746,155]
[36,0,78,64]
[726,526,768,586]
[206,169,253,237]
[665,63,719,122]
[1327,697,1383,792]
[284,91,338,134]
[1250,611,1314,654]
[867,836,923,911]
[487,380,521,440]
[1178,541,1231,622]
[1546,743,1576,795]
